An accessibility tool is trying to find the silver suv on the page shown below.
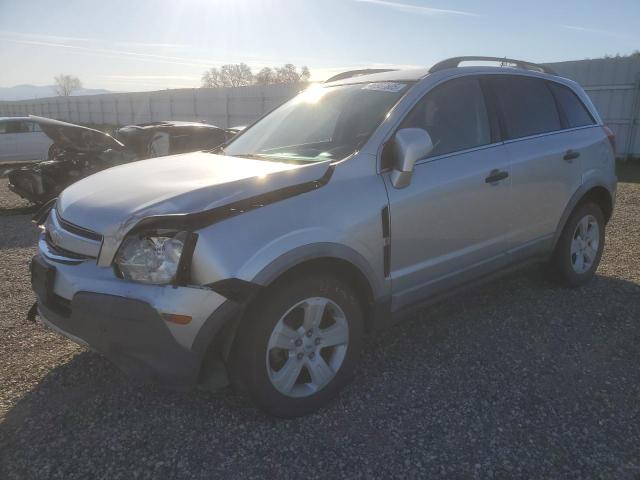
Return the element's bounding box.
[31,57,617,417]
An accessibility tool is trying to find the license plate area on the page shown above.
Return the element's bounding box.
[31,256,56,303]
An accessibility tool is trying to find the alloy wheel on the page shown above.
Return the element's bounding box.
[266,297,349,398]
[570,214,600,274]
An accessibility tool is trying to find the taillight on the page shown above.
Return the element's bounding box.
[603,125,616,152]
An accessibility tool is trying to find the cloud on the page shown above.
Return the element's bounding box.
[354,0,479,17]
[113,41,194,50]
[1,36,221,68]
[558,24,630,38]
[0,31,330,71]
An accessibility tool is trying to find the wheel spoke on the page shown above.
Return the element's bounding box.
[271,357,303,394]
[306,356,334,388]
[320,322,349,347]
[269,324,299,350]
[302,298,327,331]
[584,245,597,264]
[579,216,589,237]
[571,239,581,255]
[574,252,584,272]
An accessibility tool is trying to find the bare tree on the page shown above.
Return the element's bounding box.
[274,64,298,84]
[202,63,253,88]
[201,68,225,88]
[255,67,277,85]
[271,64,311,84]
[300,66,311,83]
[220,63,253,87]
[54,74,82,96]
[202,62,310,88]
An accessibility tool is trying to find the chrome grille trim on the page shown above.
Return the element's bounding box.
[45,209,102,259]
[57,215,102,241]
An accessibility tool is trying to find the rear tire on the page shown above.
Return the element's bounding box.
[546,202,605,288]
[231,273,364,417]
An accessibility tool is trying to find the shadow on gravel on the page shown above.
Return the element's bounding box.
[617,160,640,184]
[0,215,39,249]
[2,269,640,478]
[0,205,37,217]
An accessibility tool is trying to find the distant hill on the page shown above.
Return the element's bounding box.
[0,84,112,101]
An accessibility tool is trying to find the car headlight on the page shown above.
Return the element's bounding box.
[115,231,192,284]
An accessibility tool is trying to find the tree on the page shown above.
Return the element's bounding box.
[300,66,311,83]
[54,74,82,96]
[201,63,253,88]
[201,68,224,88]
[220,63,253,87]
[274,64,310,84]
[201,63,311,88]
[255,67,277,85]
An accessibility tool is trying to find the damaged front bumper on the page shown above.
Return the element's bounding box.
[31,237,241,388]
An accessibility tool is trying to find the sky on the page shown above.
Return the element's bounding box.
[1,0,639,92]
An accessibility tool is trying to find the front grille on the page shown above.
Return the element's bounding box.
[45,232,93,260]
[44,209,102,259]
[57,215,102,242]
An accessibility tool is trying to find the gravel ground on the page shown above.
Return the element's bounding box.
[1,173,639,479]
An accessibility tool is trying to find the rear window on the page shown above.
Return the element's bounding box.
[491,76,561,140]
[548,82,595,128]
[0,120,31,134]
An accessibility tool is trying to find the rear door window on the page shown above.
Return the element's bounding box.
[548,82,595,128]
[401,76,491,158]
[491,76,561,140]
[4,120,31,134]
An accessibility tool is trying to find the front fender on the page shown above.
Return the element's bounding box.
[248,240,386,300]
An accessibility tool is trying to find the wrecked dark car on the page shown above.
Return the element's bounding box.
[8,116,235,204]
[115,121,231,158]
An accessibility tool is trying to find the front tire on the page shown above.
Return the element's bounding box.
[547,201,605,287]
[231,273,364,417]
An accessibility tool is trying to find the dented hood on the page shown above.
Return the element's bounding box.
[30,115,125,152]
[56,151,331,240]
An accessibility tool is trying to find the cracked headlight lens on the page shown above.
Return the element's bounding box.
[115,231,187,284]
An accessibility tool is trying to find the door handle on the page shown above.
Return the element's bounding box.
[563,149,580,162]
[485,169,509,184]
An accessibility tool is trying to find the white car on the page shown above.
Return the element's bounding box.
[0,117,53,163]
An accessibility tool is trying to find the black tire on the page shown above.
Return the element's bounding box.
[546,201,605,287]
[230,273,364,417]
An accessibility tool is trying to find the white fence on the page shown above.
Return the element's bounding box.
[0,83,304,129]
[2,57,640,157]
[549,57,640,159]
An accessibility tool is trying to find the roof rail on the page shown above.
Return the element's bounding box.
[325,68,397,83]
[429,56,557,75]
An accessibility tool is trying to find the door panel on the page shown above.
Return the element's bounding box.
[0,133,20,161]
[505,131,584,253]
[506,128,597,257]
[384,144,511,311]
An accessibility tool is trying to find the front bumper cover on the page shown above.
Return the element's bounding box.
[37,290,202,388]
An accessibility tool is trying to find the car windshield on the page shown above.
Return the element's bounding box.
[223,82,411,163]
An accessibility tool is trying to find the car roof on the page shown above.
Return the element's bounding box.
[325,65,564,86]
[325,68,431,85]
[0,116,34,122]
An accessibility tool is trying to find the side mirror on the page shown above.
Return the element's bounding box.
[390,128,433,188]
